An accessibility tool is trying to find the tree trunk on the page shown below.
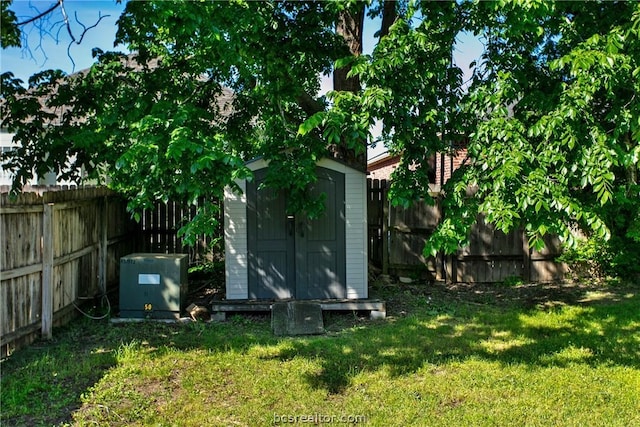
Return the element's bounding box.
[332,4,366,169]
[333,5,365,93]
[379,1,397,39]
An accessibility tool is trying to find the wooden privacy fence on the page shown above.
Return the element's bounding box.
[1,187,136,357]
[367,179,568,283]
[1,187,223,356]
[137,197,223,264]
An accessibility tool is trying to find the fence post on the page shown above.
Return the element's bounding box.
[381,181,389,275]
[445,254,454,284]
[522,230,531,282]
[98,196,108,294]
[42,203,54,340]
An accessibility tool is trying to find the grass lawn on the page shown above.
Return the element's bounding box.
[1,280,639,426]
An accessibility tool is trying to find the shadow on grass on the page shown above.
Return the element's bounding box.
[0,319,120,426]
[1,312,280,425]
[2,283,638,425]
[263,285,640,393]
[0,313,282,426]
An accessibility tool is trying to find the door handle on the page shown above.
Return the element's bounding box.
[287,215,295,236]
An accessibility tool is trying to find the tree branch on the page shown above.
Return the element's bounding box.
[63,7,110,70]
[379,1,397,39]
[295,90,325,117]
[16,0,61,26]
[16,0,110,71]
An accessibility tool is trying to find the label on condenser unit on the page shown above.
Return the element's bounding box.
[138,274,161,285]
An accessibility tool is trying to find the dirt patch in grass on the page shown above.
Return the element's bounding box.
[371,279,637,317]
[443,281,630,308]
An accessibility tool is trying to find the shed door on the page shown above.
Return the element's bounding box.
[247,167,346,300]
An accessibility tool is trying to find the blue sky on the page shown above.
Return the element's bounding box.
[2,1,483,158]
[2,0,127,83]
[3,1,483,85]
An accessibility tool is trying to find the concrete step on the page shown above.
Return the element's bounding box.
[271,301,324,336]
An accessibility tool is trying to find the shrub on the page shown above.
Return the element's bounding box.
[559,236,640,281]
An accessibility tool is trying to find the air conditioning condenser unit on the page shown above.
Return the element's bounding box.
[119,253,188,319]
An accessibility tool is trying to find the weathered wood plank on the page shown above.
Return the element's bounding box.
[42,203,54,340]
[0,276,14,339]
[1,211,42,271]
[381,183,389,274]
[160,200,167,252]
[1,303,78,348]
[98,197,108,293]
[167,200,175,253]
[0,206,43,214]
[52,242,98,267]
[379,191,567,282]
[1,263,42,280]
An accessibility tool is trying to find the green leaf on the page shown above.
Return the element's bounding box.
[297,112,325,136]
[335,56,356,70]
[535,200,543,213]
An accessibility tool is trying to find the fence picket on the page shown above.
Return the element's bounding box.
[41,203,54,340]
[366,178,566,283]
[135,197,221,263]
[1,188,137,357]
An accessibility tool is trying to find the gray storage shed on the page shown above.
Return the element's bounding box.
[224,157,368,300]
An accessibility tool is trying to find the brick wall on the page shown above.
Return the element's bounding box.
[367,154,401,181]
[368,162,398,181]
[434,146,468,186]
[368,146,468,186]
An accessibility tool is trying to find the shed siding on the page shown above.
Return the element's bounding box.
[344,169,367,299]
[318,159,368,299]
[225,157,368,300]
[224,181,249,299]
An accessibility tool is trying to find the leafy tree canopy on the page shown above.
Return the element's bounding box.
[1,0,639,254]
[1,0,20,49]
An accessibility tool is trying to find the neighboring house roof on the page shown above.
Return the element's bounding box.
[1,54,236,188]
[2,54,235,126]
[367,152,401,181]
[366,141,469,186]
[368,152,401,170]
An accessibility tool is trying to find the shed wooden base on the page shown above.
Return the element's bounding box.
[210,299,386,321]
